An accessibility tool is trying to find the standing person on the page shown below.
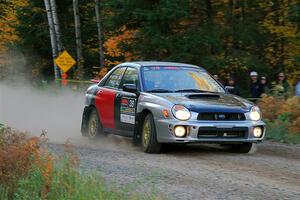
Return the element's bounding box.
[271,72,290,97]
[296,75,300,96]
[260,75,269,95]
[225,77,240,96]
[213,74,223,84]
[213,74,219,81]
[249,71,262,99]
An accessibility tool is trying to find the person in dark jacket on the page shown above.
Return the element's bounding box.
[225,77,240,96]
[260,76,269,95]
[249,71,262,98]
[213,74,223,85]
[213,74,219,81]
[296,74,300,96]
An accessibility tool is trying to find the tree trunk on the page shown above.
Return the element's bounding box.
[241,0,246,21]
[95,0,105,68]
[73,0,84,79]
[43,0,60,80]
[205,0,213,23]
[279,0,286,71]
[228,0,239,50]
[205,0,215,54]
[50,0,63,53]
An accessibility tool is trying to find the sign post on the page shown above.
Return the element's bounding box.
[55,50,76,86]
[61,73,68,86]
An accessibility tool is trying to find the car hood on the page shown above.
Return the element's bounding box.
[153,92,252,113]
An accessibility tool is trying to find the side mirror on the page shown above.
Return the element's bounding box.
[123,84,138,93]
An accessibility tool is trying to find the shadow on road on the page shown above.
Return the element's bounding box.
[161,143,231,155]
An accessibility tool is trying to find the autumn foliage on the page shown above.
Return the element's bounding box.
[0,127,53,198]
[104,28,139,67]
[258,95,300,135]
[1,0,300,89]
[0,128,154,199]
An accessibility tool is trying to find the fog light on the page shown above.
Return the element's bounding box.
[253,127,263,138]
[174,126,186,137]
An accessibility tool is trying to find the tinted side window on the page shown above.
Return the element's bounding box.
[120,68,138,89]
[104,67,126,89]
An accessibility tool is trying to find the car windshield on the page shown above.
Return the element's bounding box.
[142,66,225,93]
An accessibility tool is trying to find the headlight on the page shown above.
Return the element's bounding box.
[172,105,191,121]
[249,106,262,121]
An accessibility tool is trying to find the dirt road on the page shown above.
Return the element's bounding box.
[1,83,299,199]
[48,137,300,200]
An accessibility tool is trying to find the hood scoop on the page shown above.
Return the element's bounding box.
[186,93,220,99]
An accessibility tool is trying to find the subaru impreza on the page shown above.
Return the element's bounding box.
[81,61,265,153]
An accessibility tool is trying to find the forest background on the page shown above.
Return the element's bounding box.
[1,0,300,96]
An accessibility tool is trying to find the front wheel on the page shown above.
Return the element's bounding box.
[87,109,103,139]
[141,114,162,153]
[230,143,253,153]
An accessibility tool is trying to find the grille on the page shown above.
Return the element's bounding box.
[198,127,248,138]
[197,112,246,121]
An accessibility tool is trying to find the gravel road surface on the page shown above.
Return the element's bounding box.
[48,137,300,200]
[1,83,299,199]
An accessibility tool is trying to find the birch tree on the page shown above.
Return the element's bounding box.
[43,0,60,79]
[95,0,105,68]
[49,0,63,53]
[73,0,84,79]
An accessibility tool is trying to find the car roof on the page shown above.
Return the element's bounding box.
[118,61,205,70]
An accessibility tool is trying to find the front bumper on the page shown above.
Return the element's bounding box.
[155,118,265,144]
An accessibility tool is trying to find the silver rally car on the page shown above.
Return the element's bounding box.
[81,61,265,153]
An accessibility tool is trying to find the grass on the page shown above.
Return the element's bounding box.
[1,157,161,200]
[0,127,161,200]
[0,158,130,200]
[10,159,125,200]
[266,121,300,144]
[258,96,300,144]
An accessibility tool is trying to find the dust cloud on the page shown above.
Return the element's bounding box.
[0,50,85,143]
[0,82,137,151]
[0,83,84,142]
[0,49,137,151]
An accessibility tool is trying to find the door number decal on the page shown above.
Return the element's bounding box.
[120,97,136,124]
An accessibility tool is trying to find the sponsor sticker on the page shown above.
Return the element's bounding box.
[120,114,135,124]
[120,97,136,124]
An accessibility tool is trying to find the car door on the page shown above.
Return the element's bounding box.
[114,67,139,135]
[95,67,126,129]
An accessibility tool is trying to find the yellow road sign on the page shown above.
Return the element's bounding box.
[55,50,76,73]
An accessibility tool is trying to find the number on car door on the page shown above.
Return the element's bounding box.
[114,67,138,135]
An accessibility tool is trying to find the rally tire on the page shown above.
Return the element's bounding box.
[132,130,141,146]
[141,114,162,153]
[87,108,103,139]
[230,143,253,153]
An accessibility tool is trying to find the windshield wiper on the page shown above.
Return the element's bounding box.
[175,89,216,93]
[146,89,174,93]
